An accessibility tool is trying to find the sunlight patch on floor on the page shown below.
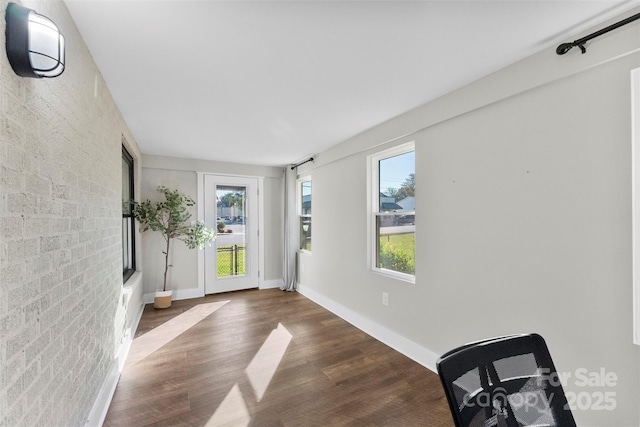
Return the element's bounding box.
[205,323,293,425]
[205,384,251,427]
[245,323,293,402]
[125,300,230,368]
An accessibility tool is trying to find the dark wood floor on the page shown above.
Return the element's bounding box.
[104,289,454,426]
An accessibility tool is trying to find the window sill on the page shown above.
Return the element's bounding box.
[372,267,415,284]
[123,270,142,288]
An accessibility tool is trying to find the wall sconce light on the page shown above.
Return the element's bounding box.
[5,2,65,78]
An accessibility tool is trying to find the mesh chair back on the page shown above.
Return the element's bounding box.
[436,334,576,427]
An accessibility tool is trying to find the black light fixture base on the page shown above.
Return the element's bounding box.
[5,2,39,77]
[5,2,65,78]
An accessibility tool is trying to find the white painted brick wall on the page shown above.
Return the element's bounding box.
[0,1,141,426]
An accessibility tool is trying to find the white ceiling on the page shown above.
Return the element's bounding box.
[64,0,639,167]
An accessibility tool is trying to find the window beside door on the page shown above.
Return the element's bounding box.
[298,178,312,251]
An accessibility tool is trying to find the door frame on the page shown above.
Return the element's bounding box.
[197,172,266,295]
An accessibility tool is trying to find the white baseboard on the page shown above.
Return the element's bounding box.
[297,284,439,373]
[86,300,145,427]
[86,362,120,427]
[142,280,285,303]
[143,292,153,304]
[174,287,205,301]
[116,301,145,371]
[143,287,206,304]
[260,278,284,289]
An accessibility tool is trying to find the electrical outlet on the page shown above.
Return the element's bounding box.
[382,292,389,307]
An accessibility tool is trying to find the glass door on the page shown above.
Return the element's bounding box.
[204,175,259,293]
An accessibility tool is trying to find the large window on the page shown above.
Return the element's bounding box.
[122,145,135,282]
[370,142,415,281]
[299,178,312,251]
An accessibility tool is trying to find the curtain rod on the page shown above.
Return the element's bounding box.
[557,11,640,55]
[291,157,314,170]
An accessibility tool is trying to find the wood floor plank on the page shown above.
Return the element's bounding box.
[104,289,454,426]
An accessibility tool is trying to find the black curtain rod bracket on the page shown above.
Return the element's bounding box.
[556,11,640,55]
[291,157,314,170]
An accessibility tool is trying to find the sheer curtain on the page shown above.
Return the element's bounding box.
[281,166,298,291]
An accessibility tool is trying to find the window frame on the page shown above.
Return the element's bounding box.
[632,67,640,345]
[298,176,312,253]
[122,145,136,283]
[368,141,415,283]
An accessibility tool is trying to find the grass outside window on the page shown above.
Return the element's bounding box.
[217,245,246,277]
[378,233,415,275]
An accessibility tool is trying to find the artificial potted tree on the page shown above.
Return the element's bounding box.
[134,186,215,309]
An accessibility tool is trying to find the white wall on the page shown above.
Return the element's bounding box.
[0,1,144,425]
[140,167,198,296]
[263,175,285,280]
[298,8,640,426]
[140,155,284,298]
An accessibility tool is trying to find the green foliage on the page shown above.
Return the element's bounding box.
[401,173,415,197]
[217,221,226,231]
[384,173,415,202]
[379,234,415,275]
[217,245,246,277]
[183,221,216,250]
[133,186,215,291]
[217,192,245,209]
[134,186,193,239]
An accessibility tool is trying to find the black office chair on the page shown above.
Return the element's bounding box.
[436,334,576,427]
